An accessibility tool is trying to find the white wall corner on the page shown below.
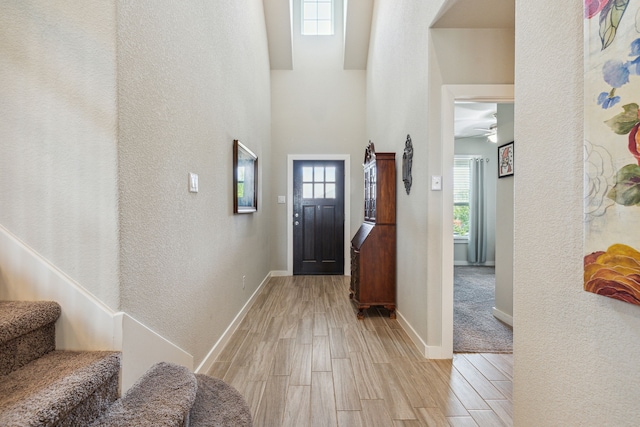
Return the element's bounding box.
[270,270,289,277]
[492,306,513,327]
[120,313,194,393]
[194,271,272,375]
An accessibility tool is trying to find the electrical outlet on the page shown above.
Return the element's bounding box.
[242,275,246,289]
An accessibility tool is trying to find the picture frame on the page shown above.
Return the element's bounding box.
[498,141,514,178]
[233,140,258,214]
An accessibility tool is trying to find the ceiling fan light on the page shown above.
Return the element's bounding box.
[488,134,498,143]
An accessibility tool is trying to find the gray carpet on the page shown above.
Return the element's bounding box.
[190,374,253,427]
[454,266,513,353]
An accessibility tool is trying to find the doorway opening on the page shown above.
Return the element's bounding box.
[287,154,351,276]
[441,85,514,358]
[452,102,513,352]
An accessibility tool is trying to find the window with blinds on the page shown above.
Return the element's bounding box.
[453,156,472,237]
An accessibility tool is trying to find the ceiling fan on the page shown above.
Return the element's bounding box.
[472,122,498,142]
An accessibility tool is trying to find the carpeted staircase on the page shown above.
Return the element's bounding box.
[0,300,253,426]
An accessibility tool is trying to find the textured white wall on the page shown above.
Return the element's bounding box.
[0,1,120,308]
[367,0,436,344]
[514,0,640,424]
[117,0,272,366]
[270,0,366,271]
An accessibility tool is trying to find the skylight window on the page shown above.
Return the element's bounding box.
[302,0,333,36]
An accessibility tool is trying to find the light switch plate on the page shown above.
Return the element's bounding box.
[189,172,199,193]
[431,175,442,191]
[277,196,286,204]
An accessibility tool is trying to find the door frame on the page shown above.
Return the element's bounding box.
[441,84,514,358]
[287,154,351,276]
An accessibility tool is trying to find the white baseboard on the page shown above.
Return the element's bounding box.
[395,309,428,357]
[195,271,273,374]
[453,261,496,266]
[270,270,289,277]
[396,309,451,359]
[493,306,513,326]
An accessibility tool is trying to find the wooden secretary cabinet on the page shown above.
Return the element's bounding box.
[350,141,396,319]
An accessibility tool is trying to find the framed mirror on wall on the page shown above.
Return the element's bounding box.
[233,140,258,214]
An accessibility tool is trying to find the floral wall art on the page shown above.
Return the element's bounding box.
[584,0,640,305]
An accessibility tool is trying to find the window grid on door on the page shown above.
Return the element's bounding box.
[302,165,336,199]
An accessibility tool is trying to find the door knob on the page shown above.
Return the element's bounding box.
[294,213,299,218]
[294,221,299,226]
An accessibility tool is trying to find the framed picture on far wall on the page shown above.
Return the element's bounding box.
[498,141,514,178]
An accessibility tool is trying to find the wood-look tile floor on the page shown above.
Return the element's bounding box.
[208,275,513,427]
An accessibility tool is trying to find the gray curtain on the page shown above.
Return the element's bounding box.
[468,158,487,264]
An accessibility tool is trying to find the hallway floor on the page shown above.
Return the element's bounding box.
[208,275,513,426]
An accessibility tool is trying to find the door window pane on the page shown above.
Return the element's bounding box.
[314,183,324,198]
[303,166,313,182]
[325,183,336,198]
[303,183,313,198]
[314,166,324,182]
[326,167,336,182]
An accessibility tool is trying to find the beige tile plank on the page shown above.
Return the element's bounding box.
[460,353,509,382]
[312,335,332,372]
[206,361,230,379]
[481,354,513,380]
[329,327,348,359]
[468,409,508,427]
[337,411,364,427]
[344,324,367,353]
[486,400,513,426]
[283,385,311,427]
[361,330,389,363]
[311,371,338,427]
[447,416,480,427]
[332,358,362,411]
[452,355,507,400]
[290,343,313,386]
[314,312,329,336]
[390,358,438,408]
[359,400,394,427]
[349,351,383,400]
[271,337,295,376]
[393,420,423,427]
[432,360,490,411]
[242,380,266,420]
[297,317,314,345]
[415,362,470,417]
[216,327,250,362]
[491,381,513,402]
[373,362,416,420]
[253,375,289,427]
[414,407,450,427]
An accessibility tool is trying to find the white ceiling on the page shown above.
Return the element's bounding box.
[455,102,497,139]
[262,0,514,70]
[432,0,515,29]
[262,0,514,135]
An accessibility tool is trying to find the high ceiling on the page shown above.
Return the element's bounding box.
[262,0,515,71]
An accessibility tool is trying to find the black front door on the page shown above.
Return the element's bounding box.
[293,160,345,275]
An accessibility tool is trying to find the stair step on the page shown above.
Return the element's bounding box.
[0,301,61,375]
[90,362,197,427]
[0,350,120,426]
[189,374,253,426]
